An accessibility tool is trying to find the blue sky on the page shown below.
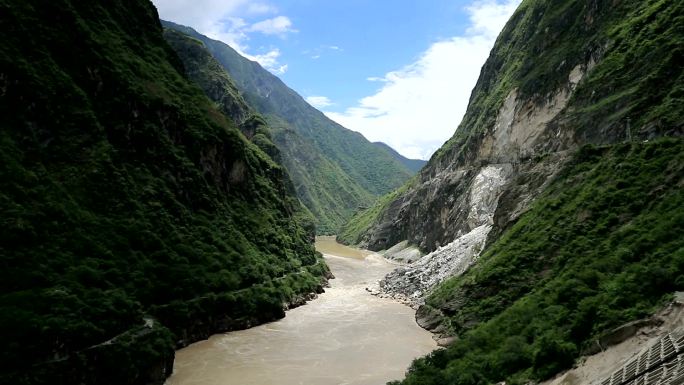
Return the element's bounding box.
[153,0,521,159]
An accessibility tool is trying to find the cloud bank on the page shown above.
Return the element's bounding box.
[325,0,521,160]
[152,0,293,74]
[305,96,334,109]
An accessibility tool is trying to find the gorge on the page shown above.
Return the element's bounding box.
[0,0,682,384]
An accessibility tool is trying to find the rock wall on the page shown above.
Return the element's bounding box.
[373,62,591,301]
[355,0,684,311]
[375,164,513,306]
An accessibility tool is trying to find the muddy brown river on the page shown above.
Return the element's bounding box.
[164,236,436,385]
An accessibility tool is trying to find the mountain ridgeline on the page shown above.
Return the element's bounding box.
[373,142,427,173]
[162,21,417,234]
[0,1,330,384]
[338,0,683,383]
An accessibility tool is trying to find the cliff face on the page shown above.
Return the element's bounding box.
[0,1,328,384]
[343,0,683,255]
[362,0,683,383]
[162,21,417,234]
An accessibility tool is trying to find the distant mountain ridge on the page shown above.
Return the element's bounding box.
[373,142,427,173]
[162,20,416,234]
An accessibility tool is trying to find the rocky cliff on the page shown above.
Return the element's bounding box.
[0,1,329,384]
[346,0,683,384]
[342,0,683,301]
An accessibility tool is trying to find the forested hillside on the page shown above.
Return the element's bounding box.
[399,138,684,384]
[0,1,329,384]
[162,21,416,234]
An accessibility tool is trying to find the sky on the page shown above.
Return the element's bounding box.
[152,0,521,160]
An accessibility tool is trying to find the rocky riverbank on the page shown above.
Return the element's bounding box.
[367,164,513,309]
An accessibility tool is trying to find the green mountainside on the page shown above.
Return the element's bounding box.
[161,21,415,234]
[161,29,285,163]
[161,29,252,130]
[0,1,329,384]
[340,0,683,250]
[335,0,684,383]
[399,138,683,384]
[373,142,427,173]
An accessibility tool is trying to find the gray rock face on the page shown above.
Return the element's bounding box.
[378,224,490,307]
[367,63,600,305]
[375,164,513,306]
[383,241,423,263]
[362,63,593,255]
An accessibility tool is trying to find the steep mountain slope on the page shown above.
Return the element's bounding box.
[337,0,682,383]
[161,29,283,162]
[160,29,252,130]
[400,139,683,384]
[373,142,427,173]
[345,0,683,252]
[161,21,415,234]
[0,1,329,384]
[342,0,683,252]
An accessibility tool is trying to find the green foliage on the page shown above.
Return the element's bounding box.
[398,138,684,384]
[161,28,252,129]
[434,0,683,163]
[0,0,328,383]
[337,181,414,245]
[162,21,416,234]
[267,116,376,234]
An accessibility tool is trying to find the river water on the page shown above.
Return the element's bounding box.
[165,236,436,385]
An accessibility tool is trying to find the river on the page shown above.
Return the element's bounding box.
[165,236,436,385]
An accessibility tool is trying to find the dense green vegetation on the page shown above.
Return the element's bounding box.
[161,28,286,163]
[340,0,683,254]
[394,138,684,385]
[337,182,414,246]
[435,0,683,162]
[268,119,375,234]
[0,1,328,384]
[161,29,251,129]
[162,21,416,234]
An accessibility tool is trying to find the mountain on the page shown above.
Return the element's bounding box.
[161,28,283,162]
[373,142,427,173]
[161,21,415,234]
[338,0,683,383]
[0,1,330,384]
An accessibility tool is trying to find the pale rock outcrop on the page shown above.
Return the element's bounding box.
[373,63,595,306]
[375,165,512,306]
[382,241,423,263]
[375,224,491,308]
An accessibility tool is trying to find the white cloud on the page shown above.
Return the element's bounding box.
[246,3,277,15]
[324,0,521,160]
[366,76,387,82]
[152,0,293,74]
[250,49,288,74]
[247,16,297,36]
[304,45,343,60]
[306,96,334,108]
